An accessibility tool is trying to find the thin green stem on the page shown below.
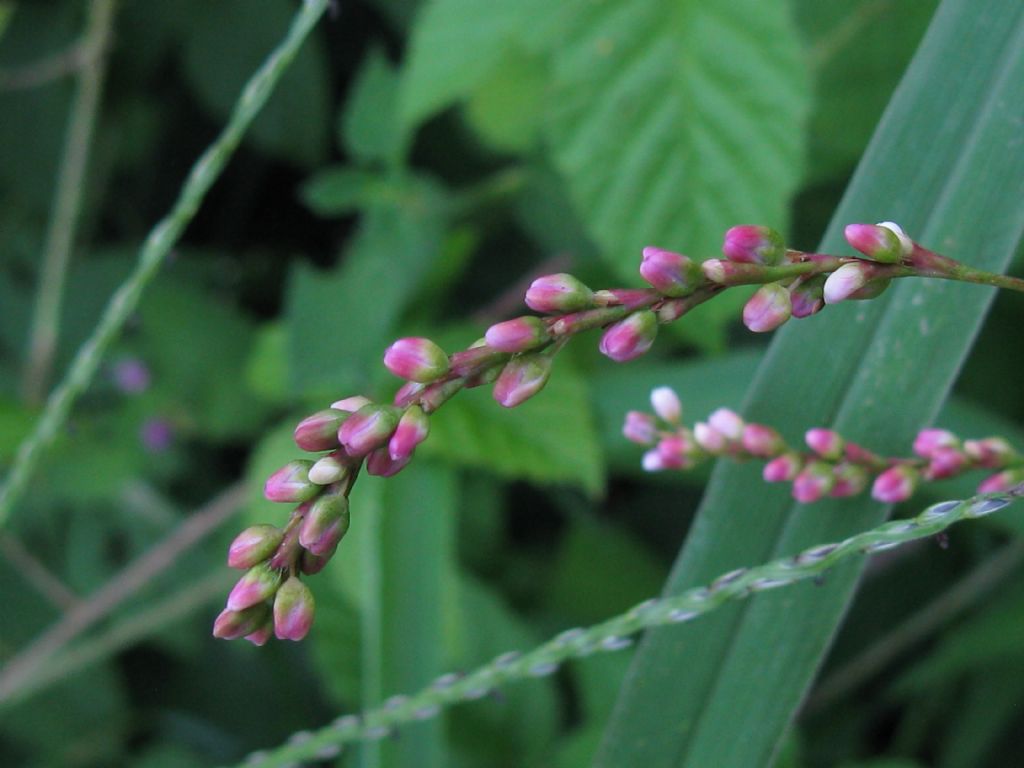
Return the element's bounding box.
[230,488,1023,768]
[0,0,331,530]
[22,0,118,404]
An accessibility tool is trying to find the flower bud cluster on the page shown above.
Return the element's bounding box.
[626,386,1024,505]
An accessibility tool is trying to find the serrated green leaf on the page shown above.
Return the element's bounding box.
[342,48,405,164]
[419,357,604,495]
[596,2,1024,766]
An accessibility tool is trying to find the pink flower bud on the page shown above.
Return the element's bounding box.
[789,275,826,318]
[268,513,303,570]
[641,448,667,472]
[226,563,283,612]
[112,358,151,394]
[525,273,594,313]
[792,462,835,503]
[484,316,550,353]
[393,380,426,407]
[656,435,693,469]
[383,337,450,383]
[912,428,959,458]
[823,262,872,304]
[650,386,682,423]
[338,404,400,456]
[964,437,1016,468]
[300,549,333,575]
[264,460,319,503]
[925,447,968,480]
[309,452,348,485]
[708,408,744,441]
[978,469,1024,493]
[366,447,411,477]
[763,453,803,482]
[694,422,728,453]
[844,222,911,263]
[847,277,891,301]
[493,352,554,408]
[389,405,430,461]
[830,463,868,498]
[721,225,786,265]
[213,603,271,640]
[331,395,373,412]
[244,621,273,646]
[274,576,316,641]
[227,524,284,569]
[701,259,728,283]
[293,409,348,451]
[299,491,350,554]
[743,283,792,333]
[599,310,658,362]
[805,428,844,460]
[623,411,657,445]
[639,247,701,297]
[871,465,919,503]
[742,424,785,457]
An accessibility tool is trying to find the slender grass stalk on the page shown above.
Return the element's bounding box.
[23,0,118,404]
[231,488,1022,768]
[0,0,331,529]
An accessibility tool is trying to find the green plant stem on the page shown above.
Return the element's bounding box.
[230,489,1022,768]
[0,0,331,530]
[22,0,117,405]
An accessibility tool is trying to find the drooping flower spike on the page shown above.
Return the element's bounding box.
[625,385,1024,506]
[216,222,1024,642]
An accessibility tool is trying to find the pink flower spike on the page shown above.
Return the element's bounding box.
[764,453,803,482]
[708,408,744,441]
[743,283,792,333]
[599,310,658,362]
[525,273,594,313]
[823,262,872,304]
[844,223,910,263]
[721,225,786,265]
[389,406,430,461]
[264,460,318,503]
[273,576,316,641]
[623,411,657,445]
[964,437,1016,468]
[871,465,919,503]
[227,525,284,570]
[805,428,844,460]
[484,316,550,353]
[925,447,967,480]
[338,405,400,456]
[331,395,373,413]
[650,386,682,424]
[493,352,554,408]
[792,462,834,503]
[913,428,959,458]
[742,423,784,458]
[694,422,728,453]
[226,564,282,612]
[383,337,450,383]
[639,247,701,297]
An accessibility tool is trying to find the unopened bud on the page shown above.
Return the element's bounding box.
[978,468,1024,494]
[485,316,550,353]
[743,283,791,332]
[366,447,411,477]
[792,461,835,503]
[871,465,919,503]
[763,453,803,482]
[693,422,728,453]
[655,435,693,469]
[912,428,959,458]
[213,602,271,640]
[708,408,744,441]
[227,525,284,569]
[389,406,430,461]
[789,275,826,318]
[650,386,682,423]
[639,247,702,296]
[300,549,333,575]
[493,352,554,408]
[830,463,869,498]
[805,428,844,460]
[722,225,786,265]
[823,262,872,304]
[623,411,657,444]
[742,424,785,457]
[599,310,658,362]
[383,337,450,383]
[244,621,274,646]
[226,563,283,612]
[309,451,348,485]
[264,460,319,503]
[525,273,594,313]
[338,404,400,456]
[299,490,350,554]
[274,576,316,641]
[964,437,1016,468]
[925,447,968,480]
[294,409,348,451]
[701,259,728,284]
[331,395,373,413]
[843,222,910,263]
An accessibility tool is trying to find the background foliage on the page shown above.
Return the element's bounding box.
[1,1,1023,767]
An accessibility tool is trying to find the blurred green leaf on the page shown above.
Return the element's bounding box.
[420,356,604,495]
[464,46,547,154]
[299,167,388,217]
[596,2,1024,765]
[0,3,14,41]
[244,323,288,405]
[342,48,405,164]
[181,0,329,167]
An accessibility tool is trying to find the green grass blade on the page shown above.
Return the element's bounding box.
[594,1,1024,766]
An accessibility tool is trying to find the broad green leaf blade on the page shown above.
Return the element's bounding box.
[544,0,809,281]
[596,2,1024,766]
[342,48,405,165]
